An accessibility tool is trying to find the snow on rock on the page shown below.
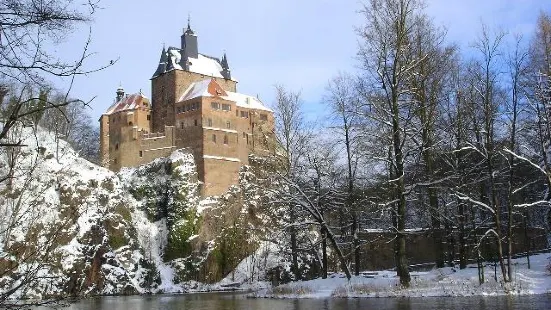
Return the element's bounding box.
[0,126,204,299]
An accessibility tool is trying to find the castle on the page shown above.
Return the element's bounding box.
[99,23,275,196]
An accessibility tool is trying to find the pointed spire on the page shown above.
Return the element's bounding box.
[221,50,231,80]
[152,45,168,78]
[221,51,229,70]
[185,13,195,35]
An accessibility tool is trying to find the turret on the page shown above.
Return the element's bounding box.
[221,52,231,80]
[116,85,124,102]
[181,18,198,59]
[152,46,168,78]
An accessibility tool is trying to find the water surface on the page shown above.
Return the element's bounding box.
[56,292,551,310]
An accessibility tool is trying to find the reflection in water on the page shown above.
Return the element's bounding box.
[39,293,551,310]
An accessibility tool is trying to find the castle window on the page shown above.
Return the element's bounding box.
[243,132,246,138]
[222,103,231,111]
[208,118,212,127]
[224,135,228,145]
[236,110,238,116]
[129,121,133,126]
[226,121,231,129]
[212,134,217,143]
[194,119,198,126]
[115,143,119,150]
[139,150,143,157]
[240,111,249,118]
[180,121,184,129]
[211,102,220,110]
[147,114,151,120]
[260,114,268,121]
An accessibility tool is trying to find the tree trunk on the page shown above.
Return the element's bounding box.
[322,226,328,279]
[289,206,300,280]
[352,212,360,276]
[324,221,352,280]
[458,199,467,269]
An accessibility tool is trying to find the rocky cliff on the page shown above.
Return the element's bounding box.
[0,127,282,300]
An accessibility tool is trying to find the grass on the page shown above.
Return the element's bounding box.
[271,285,312,296]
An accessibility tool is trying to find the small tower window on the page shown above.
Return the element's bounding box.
[180,121,184,129]
[212,134,217,143]
[147,114,151,120]
[226,121,231,129]
[115,143,119,150]
[224,135,228,145]
[139,150,143,157]
[208,118,212,127]
[194,119,198,126]
[129,121,133,126]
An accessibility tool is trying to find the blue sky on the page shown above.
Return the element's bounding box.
[52,0,550,123]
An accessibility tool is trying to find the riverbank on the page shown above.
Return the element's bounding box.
[252,253,551,298]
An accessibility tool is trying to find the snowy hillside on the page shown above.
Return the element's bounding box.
[0,126,207,298]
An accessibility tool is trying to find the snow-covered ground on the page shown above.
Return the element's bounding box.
[253,253,551,298]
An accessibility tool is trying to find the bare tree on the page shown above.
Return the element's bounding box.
[272,85,310,280]
[0,0,112,306]
[324,72,363,275]
[357,0,428,286]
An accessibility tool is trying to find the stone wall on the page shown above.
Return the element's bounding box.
[353,227,549,271]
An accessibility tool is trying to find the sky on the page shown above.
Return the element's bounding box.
[51,0,550,123]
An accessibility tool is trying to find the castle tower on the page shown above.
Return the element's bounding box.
[150,22,238,132]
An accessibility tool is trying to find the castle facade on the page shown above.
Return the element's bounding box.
[99,24,275,196]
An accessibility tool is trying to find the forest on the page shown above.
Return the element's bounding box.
[262,0,551,287]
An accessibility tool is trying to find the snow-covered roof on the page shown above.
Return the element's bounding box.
[225,91,272,112]
[153,47,236,81]
[103,93,149,115]
[178,79,215,102]
[178,79,272,112]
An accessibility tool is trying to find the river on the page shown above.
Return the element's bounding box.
[48,292,551,309]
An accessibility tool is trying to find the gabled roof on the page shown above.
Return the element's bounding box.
[152,47,237,81]
[178,79,272,112]
[103,93,149,115]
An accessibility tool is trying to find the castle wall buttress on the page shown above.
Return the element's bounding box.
[99,115,110,167]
